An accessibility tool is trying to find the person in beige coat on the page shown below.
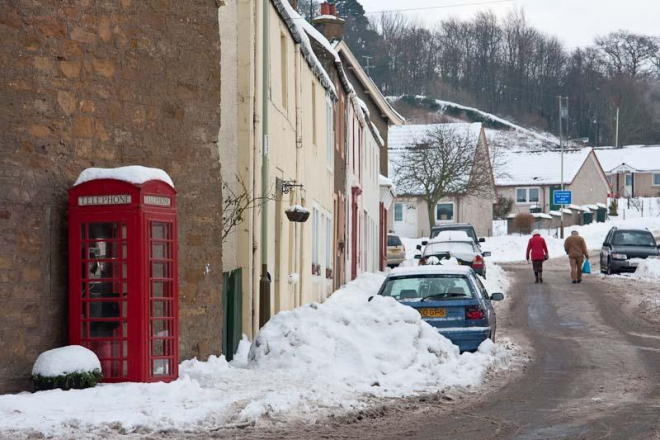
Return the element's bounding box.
[564,230,589,283]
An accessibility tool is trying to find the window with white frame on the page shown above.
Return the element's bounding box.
[436,203,454,222]
[653,173,660,186]
[394,203,403,222]
[516,187,540,204]
[625,174,633,186]
[312,207,319,275]
[280,32,288,111]
[327,98,334,172]
[326,216,333,278]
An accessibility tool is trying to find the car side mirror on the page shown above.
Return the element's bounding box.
[421,240,428,246]
[414,253,422,260]
[482,251,491,257]
[490,292,504,301]
[479,237,486,243]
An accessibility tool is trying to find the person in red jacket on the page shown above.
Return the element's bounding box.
[526,230,549,283]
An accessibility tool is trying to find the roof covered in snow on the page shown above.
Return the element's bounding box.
[388,122,483,151]
[388,123,485,196]
[74,166,174,188]
[594,145,660,173]
[494,148,593,186]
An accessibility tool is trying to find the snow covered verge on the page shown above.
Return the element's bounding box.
[0,273,522,438]
[486,216,660,263]
[633,258,660,281]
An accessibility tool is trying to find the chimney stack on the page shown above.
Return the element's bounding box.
[313,2,345,42]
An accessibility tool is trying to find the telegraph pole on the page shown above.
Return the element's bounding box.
[614,95,622,148]
[557,96,569,239]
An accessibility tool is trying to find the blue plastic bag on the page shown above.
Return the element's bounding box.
[582,259,591,274]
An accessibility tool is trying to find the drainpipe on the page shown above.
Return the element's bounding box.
[294,43,303,307]
[259,0,271,328]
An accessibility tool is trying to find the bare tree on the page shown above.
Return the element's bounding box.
[221,175,273,244]
[391,125,494,230]
[595,30,656,78]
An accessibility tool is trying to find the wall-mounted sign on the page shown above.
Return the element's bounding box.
[78,195,132,206]
[144,195,171,207]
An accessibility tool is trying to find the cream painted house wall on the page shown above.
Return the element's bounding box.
[237,0,335,338]
[608,171,660,198]
[567,153,609,206]
[499,152,609,215]
[218,1,238,272]
[345,98,381,278]
[236,0,257,338]
[389,195,493,239]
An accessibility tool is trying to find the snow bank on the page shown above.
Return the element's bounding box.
[0,273,520,437]
[32,346,101,377]
[486,216,660,263]
[633,258,660,280]
[249,286,459,395]
[74,165,174,188]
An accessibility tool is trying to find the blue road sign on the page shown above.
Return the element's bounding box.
[553,190,572,205]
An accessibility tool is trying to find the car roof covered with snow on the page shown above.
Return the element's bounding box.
[389,265,474,278]
[429,231,471,243]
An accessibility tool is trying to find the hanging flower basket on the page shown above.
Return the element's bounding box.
[285,205,310,223]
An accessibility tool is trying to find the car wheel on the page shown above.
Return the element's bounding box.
[606,258,614,275]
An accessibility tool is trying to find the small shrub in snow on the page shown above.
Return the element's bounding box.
[512,213,534,235]
[32,346,102,391]
[609,199,618,216]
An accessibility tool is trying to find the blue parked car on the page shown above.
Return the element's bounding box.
[375,265,504,352]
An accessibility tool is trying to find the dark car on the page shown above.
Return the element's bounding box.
[599,227,660,274]
[376,265,504,352]
[429,223,486,252]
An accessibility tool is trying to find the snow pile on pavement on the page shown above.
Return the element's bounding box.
[0,273,519,438]
[74,165,174,188]
[32,346,101,377]
[633,258,660,280]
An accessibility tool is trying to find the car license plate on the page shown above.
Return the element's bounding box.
[419,308,446,318]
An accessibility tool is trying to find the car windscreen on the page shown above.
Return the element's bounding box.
[431,227,477,242]
[380,274,475,301]
[613,231,656,247]
[387,235,402,246]
[424,242,475,256]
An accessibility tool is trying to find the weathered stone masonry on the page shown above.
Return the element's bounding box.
[0,0,223,392]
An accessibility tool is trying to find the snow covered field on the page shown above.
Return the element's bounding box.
[0,273,521,438]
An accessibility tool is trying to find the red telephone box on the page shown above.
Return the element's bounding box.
[68,177,178,383]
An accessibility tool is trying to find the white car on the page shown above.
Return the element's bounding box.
[420,231,490,278]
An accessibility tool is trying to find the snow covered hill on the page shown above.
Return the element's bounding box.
[388,95,560,151]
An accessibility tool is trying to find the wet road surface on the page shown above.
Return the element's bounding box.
[222,259,660,440]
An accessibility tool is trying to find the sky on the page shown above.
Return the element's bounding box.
[359,0,660,49]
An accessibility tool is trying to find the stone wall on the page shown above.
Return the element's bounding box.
[0,0,223,392]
